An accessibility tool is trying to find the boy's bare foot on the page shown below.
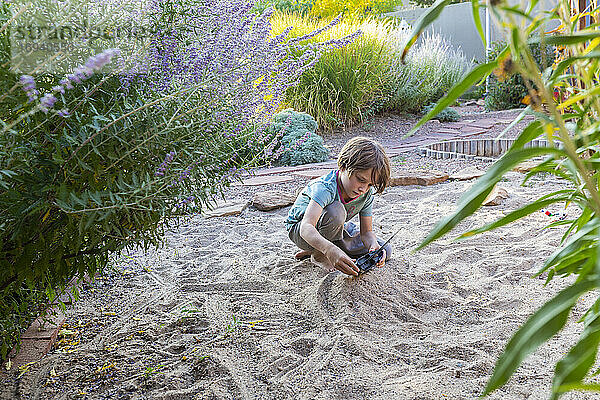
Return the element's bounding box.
[310,252,335,272]
[295,250,312,261]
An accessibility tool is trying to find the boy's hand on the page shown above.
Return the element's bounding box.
[325,245,359,276]
[369,245,386,268]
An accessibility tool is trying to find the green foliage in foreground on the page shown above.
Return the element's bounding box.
[485,41,556,111]
[404,0,600,398]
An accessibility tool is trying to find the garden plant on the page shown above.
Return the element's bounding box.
[253,0,403,18]
[273,12,470,130]
[267,108,330,166]
[0,0,358,361]
[485,40,557,111]
[405,0,600,397]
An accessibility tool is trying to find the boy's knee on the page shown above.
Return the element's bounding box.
[320,201,346,227]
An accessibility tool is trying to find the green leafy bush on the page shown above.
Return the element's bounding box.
[485,40,555,111]
[422,103,460,122]
[268,109,330,166]
[0,0,348,361]
[409,0,467,6]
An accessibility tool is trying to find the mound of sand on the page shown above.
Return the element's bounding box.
[3,170,596,400]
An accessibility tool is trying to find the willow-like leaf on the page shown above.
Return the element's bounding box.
[459,194,574,238]
[498,5,535,21]
[556,383,600,393]
[471,0,485,46]
[574,208,594,235]
[482,279,598,396]
[416,146,565,251]
[401,0,452,62]
[529,32,600,46]
[552,297,600,399]
[536,219,600,277]
[558,85,600,111]
[522,159,575,186]
[405,60,501,137]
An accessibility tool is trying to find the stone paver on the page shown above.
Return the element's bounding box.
[292,168,335,179]
[467,121,495,129]
[449,166,486,180]
[240,175,294,186]
[389,170,449,186]
[204,201,249,217]
[483,185,509,206]
[444,122,467,129]
[252,191,296,211]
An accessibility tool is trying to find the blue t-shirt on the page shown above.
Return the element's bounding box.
[285,169,374,231]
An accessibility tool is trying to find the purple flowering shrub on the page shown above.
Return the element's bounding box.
[0,0,358,360]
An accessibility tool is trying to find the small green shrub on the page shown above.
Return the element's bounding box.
[422,103,460,122]
[409,0,467,6]
[485,40,555,111]
[268,109,330,166]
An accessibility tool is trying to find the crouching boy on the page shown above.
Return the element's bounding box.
[285,137,392,276]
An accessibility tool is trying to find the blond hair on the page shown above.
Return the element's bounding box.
[337,137,390,194]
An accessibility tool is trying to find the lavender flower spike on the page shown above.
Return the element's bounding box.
[57,109,71,118]
[85,48,121,72]
[19,75,35,91]
[39,93,57,113]
[19,75,38,102]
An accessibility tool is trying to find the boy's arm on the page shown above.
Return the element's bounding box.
[359,215,386,267]
[300,200,359,276]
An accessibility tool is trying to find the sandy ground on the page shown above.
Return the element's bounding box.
[3,167,599,400]
[3,107,600,400]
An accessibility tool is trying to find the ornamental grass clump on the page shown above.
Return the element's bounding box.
[273,13,470,131]
[310,0,403,18]
[0,0,357,361]
[272,12,395,130]
[405,0,600,397]
[386,29,471,113]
